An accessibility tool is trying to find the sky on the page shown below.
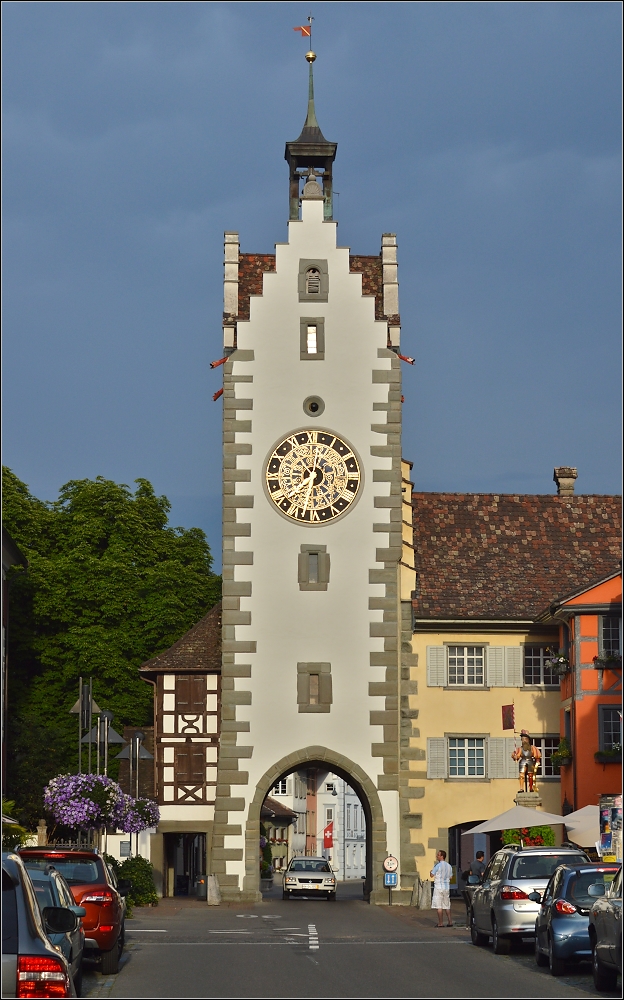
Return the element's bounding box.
[2,1,621,570]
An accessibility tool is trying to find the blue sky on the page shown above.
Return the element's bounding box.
[3,1,621,570]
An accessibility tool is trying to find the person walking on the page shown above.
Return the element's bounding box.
[430,849,453,927]
[469,850,486,880]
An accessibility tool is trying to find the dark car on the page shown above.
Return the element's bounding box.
[588,865,622,992]
[19,847,128,974]
[2,852,79,999]
[24,864,87,995]
[470,845,590,954]
[533,863,619,976]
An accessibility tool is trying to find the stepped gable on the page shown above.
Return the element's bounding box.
[139,602,221,677]
[412,493,622,621]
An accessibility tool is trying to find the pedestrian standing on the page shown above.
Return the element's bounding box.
[469,851,486,880]
[430,849,453,927]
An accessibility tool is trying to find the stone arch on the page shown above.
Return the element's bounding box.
[243,745,388,902]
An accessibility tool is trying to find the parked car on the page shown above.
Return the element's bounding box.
[532,863,619,976]
[2,852,79,998]
[588,864,622,991]
[19,847,128,974]
[23,863,87,995]
[282,857,336,899]
[470,844,590,954]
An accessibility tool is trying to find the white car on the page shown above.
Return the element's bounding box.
[282,858,336,900]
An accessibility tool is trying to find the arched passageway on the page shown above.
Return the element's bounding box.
[244,746,388,901]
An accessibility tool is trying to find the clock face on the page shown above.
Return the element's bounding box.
[265,430,361,523]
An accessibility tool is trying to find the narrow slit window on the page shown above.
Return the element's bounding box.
[307,325,318,354]
[309,674,320,704]
[308,552,319,583]
[306,268,321,294]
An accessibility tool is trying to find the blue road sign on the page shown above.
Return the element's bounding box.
[384,872,398,887]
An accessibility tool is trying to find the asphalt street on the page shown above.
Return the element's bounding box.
[78,882,611,999]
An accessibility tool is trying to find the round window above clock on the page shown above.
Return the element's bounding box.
[265,429,362,524]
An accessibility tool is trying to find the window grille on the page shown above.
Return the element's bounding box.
[537,737,560,776]
[448,738,485,776]
[273,779,287,795]
[600,707,622,750]
[524,647,559,686]
[601,617,622,655]
[447,647,484,686]
[305,268,321,294]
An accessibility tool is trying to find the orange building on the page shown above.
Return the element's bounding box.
[537,571,622,812]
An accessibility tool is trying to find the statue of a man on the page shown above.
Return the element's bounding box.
[511,730,542,792]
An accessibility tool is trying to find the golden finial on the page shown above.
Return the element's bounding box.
[305,51,316,63]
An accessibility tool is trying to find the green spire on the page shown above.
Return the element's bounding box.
[305,58,319,130]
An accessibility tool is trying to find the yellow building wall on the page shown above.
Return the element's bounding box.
[409,630,562,874]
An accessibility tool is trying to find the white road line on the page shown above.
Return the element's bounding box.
[127,929,167,933]
[308,923,319,950]
[236,914,258,919]
[208,930,252,934]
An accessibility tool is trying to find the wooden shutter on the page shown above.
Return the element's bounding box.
[426,647,446,686]
[319,672,333,706]
[318,551,331,585]
[190,676,206,711]
[505,737,518,778]
[505,647,523,687]
[176,676,190,710]
[297,673,309,705]
[426,737,447,778]
[487,647,505,686]
[175,746,191,782]
[487,738,506,778]
[298,552,309,584]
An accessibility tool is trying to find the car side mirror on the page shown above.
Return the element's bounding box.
[588,883,606,897]
[527,891,542,902]
[43,906,79,934]
[70,905,87,918]
[467,875,481,885]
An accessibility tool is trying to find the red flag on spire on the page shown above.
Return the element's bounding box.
[293,25,311,37]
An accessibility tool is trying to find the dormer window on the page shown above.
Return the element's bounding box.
[305,268,321,295]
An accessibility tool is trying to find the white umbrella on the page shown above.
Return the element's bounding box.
[461,805,566,835]
[564,805,600,847]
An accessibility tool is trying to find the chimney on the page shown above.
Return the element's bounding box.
[553,467,578,496]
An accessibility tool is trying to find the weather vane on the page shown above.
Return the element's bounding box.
[293,13,314,57]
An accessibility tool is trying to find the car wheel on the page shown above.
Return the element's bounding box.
[73,960,83,997]
[548,935,566,976]
[534,932,548,967]
[592,944,618,992]
[492,916,510,955]
[100,943,120,975]
[470,910,488,946]
[327,892,336,901]
[118,922,125,954]
[282,890,290,900]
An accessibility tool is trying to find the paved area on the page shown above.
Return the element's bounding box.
[79,886,613,999]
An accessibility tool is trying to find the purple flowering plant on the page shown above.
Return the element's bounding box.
[44,774,159,833]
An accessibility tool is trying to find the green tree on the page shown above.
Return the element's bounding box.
[3,468,220,826]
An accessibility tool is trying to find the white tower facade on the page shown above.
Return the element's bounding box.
[214,58,415,903]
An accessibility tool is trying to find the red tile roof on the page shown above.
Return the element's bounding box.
[412,494,621,621]
[139,602,221,676]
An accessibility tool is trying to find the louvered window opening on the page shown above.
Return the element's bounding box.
[449,738,485,776]
[305,268,321,294]
[524,646,559,686]
[448,646,484,685]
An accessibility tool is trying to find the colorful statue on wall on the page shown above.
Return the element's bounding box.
[511,729,542,792]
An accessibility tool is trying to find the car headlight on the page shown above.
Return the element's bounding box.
[324,879,335,884]
[285,877,297,884]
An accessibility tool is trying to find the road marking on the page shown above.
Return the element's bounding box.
[208,930,252,934]
[308,923,319,950]
[236,914,258,919]
[127,929,167,933]
[262,915,282,919]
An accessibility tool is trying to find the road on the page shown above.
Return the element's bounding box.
[81,883,607,999]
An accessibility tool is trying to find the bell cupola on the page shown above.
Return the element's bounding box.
[285,50,337,221]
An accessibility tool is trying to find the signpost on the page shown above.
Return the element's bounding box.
[383,856,399,905]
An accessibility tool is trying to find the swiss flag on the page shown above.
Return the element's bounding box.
[323,822,333,849]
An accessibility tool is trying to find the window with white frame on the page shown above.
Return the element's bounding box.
[353,804,359,832]
[524,647,560,686]
[599,707,622,750]
[447,647,484,686]
[601,617,622,656]
[346,803,351,832]
[272,779,287,795]
[448,738,485,776]
[536,737,560,777]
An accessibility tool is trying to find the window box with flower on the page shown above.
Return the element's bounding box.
[595,744,622,765]
[550,739,573,769]
[593,652,622,670]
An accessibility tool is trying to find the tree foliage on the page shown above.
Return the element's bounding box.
[3,467,220,826]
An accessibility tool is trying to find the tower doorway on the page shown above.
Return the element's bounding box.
[163,832,206,897]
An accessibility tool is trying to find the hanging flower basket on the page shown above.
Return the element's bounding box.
[44,775,159,833]
[545,652,570,676]
[550,739,573,770]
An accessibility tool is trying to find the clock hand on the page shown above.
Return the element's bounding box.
[285,471,314,499]
[302,449,319,513]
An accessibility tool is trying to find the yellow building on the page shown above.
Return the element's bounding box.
[404,466,621,884]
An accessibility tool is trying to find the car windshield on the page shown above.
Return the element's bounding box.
[510,854,588,879]
[23,858,103,885]
[290,860,332,873]
[30,880,57,913]
[566,869,619,906]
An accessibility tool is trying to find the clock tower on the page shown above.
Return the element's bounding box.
[214,51,415,903]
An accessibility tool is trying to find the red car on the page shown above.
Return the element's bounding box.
[19,848,128,974]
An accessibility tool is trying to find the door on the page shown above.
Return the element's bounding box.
[475,854,505,931]
[606,869,622,967]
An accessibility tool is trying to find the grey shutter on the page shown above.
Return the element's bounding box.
[298,552,310,585]
[505,647,523,687]
[426,647,446,686]
[318,551,331,585]
[296,672,309,706]
[487,738,506,778]
[487,647,505,687]
[426,738,448,779]
[505,737,518,778]
[319,672,333,706]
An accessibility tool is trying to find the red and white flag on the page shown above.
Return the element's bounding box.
[293,25,311,37]
[323,821,333,849]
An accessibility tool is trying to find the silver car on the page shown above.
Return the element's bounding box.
[282,857,336,900]
[470,845,589,954]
